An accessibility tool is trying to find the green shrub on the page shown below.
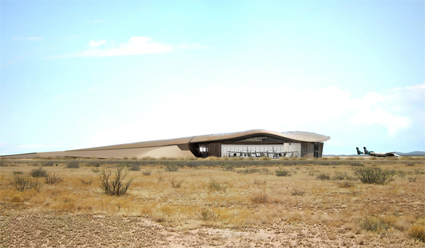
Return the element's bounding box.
[98,167,134,196]
[66,161,80,168]
[208,179,227,191]
[236,168,259,174]
[355,167,393,184]
[142,169,152,176]
[275,168,291,177]
[316,173,330,181]
[360,216,389,232]
[165,164,179,172]
[128,164,141,171]
[30,167,48,178]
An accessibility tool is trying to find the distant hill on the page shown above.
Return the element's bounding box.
[396,151,425,156]
[324,151,425,156]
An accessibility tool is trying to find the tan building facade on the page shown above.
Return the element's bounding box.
[2,129,330,159]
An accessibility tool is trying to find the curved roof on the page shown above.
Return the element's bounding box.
[190,129,330,143]
[71,129,330,152]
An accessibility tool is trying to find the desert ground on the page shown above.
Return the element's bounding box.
[1,157,424,247]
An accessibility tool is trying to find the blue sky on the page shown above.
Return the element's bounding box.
[1,0,424,155]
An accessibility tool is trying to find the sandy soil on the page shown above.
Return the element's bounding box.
[2,210,423,248]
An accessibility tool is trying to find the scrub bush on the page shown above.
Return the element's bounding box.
[316,173,330,181]
[355,167,393,184]
[360,216,389,232]
[14,175,42,192]
[275,168,291,177]
[409,225,425,242]
[170,178,183,188]
[98,167,134,196]
[44,173,63,184]
[30,167,48,178]
[66,161,80,168]
[208,179,227,191]
[165,164,179,172]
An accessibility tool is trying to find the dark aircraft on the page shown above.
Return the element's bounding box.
[356,147,399,157]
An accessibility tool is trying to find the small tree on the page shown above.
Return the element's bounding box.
[98,167,134,196]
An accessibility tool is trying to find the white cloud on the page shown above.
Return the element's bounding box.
[13,37,43,41]
[86,84,423,148]
[349,84,425,136]
[350,107,410,136]
[71,37,171,58]
[89,40,107,47]
[45,36,207,59]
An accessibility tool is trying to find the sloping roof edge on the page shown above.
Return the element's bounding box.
[69,129,330,152]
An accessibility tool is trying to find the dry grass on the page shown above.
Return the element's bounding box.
[1,157,424,246]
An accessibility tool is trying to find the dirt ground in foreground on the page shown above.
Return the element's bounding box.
[1,211,423,248]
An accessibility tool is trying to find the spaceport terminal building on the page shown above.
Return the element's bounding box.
[2,129,330,159]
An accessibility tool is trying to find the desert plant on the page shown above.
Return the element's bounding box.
[208,179,227,191]
[407,163,415,167]
[290,187,305,196]
[253,179,266,185]
[14,175,42,191]
[98,167,134,196]
[165,164,179,172]
[142,169,152,176]
[275,168,291,177]
[222,164,235,171]
[170,178,183,188]
[316,173,330,181]
[260,156,271,160]
[236,168,259,174]
[128,164,140,171]
[30,167,48,178]
[42,161,55,166]
[44,173,63,184]
[199,208,218,221]
[337,180,355,188]
[13,171,24,175]
[251,193,269,203]
[355,167,393,184]
[359,216,389,232]
[80,178,93,185]
[397,170,406,178]
[332,172,347,180]
[408,224,425,242]
[66,161,80,168]
[87,161,100,167]
[408,176,418,183]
